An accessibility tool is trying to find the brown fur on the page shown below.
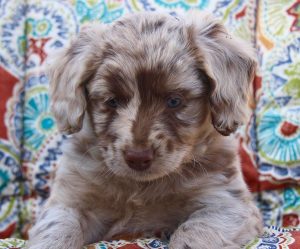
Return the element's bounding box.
[27,11,262,249]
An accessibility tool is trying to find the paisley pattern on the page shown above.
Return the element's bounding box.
[84,238,168,249]
[74,0,125,23]
[0,197,21,239]
[258,109,300,165]
[0,0,300,248]
[256,0,300,183]
[151,0,208,10]
[0,238,25,249]
[0,142,21,196]
[287,1,300,32]
[244,226,299,249]
[21,73,65,200]
[1,227,300,248]
[24,1,79,70]
[0,0,26,77]
[23,77,56,151]
[257,187,300,229]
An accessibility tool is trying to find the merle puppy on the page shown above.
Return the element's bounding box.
[27,11,263,249]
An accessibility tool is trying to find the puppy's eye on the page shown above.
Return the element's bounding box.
[106,98,119,108]
[167,97,182,108]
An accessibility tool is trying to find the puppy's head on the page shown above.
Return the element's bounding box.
[49,12,256,181]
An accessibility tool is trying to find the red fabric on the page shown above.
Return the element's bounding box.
[0,66,19,139]
[240,138,288,192]
[0,223,16,239]
[290,230,300,249]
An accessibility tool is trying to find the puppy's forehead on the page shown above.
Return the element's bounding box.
[104,13,187,67]
[93,13,206,96]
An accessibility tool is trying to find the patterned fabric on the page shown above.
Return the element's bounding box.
[0,0,299,248]
[0,238,25,249]
[1,227,300,248]
[255,0,300,183]
[245,226,300,249]
[257,186,300,229]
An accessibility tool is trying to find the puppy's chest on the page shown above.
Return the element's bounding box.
[104,193,192,238]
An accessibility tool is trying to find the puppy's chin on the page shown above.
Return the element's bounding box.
[120,171,167,182]
[106,161,182,182]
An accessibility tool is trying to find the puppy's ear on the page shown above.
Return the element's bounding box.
[48,23,106,134]
[188,11,257,136]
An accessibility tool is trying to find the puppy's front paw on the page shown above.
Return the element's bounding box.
[169,225,240,249]
[26,207,84,249]
[26,223,83,249]
[169,225,204,249]
[26,233,83,249]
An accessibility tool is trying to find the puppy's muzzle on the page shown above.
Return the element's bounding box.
[124,148,154,171]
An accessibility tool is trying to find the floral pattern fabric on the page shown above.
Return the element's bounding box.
[0,0,299,248]
[1,227,300,249]
[255,0,300,183]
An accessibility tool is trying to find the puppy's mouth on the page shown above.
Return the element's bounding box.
[103,146,189,182]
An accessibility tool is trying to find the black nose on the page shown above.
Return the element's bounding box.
[124,148,154,171]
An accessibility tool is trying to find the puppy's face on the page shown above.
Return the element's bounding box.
[87,31,211,180]
[50,12,256,181]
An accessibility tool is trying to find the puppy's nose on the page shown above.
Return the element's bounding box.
[124,148,153,171]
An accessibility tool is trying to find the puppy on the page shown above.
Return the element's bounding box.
[27,11,263,249]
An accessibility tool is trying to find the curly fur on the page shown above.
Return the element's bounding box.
[27,11,263,249]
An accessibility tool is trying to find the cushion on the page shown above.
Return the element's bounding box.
[1,227,300,249]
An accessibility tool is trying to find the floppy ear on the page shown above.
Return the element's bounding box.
[188,11,257,136]
[48,23,106,134]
